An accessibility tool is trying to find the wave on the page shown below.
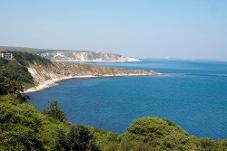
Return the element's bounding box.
[158,73,227,78]
[184,73,227,78]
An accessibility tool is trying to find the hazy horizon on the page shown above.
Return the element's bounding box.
[1,0,227,60]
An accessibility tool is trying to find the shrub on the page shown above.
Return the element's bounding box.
[67,125,100,151]
[120,117,197,151]
[0,101,44,150]
[0,58,33,84]
[43,101,67,122]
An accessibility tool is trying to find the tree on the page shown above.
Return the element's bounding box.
[0,74,28,102]
[0,100,44,150]
[67,125,99,151]
[43,101,67,122]
[55,129,70,151]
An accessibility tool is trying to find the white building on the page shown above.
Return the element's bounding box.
[0,51,13,60]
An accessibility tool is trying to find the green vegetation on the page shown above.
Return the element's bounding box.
[43,101,67,122]
[0,51,51,89]
[0,58,33,84]
[0,92,227,150]
[0,46,46,54]
[92,118,227,151]
[120,117,196,150]
[13,51,51,66]
[0,94,70,150]
[65,125,99,151]
[0,75,28,102]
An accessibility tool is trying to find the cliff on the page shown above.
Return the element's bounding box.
[25,62,158,92]
[0,46,140,62]
[38,50,140,62]
[0,51,157,92]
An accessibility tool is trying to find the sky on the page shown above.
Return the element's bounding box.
[0,0,227,60]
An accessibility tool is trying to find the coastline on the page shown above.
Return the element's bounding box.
[24,73,159,93]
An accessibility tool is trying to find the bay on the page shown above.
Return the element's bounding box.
[28,59,227,139]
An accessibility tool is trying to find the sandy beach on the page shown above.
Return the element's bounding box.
[24,73,158,93]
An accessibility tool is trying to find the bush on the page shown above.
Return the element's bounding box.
[55,129,70,151]
[0,75,28,102]
[67,125,100,151]
[0,58,33,84]
[0,101,44,150]
[43,101,67,122]
[0,94,70,150]
[120,117,197,151]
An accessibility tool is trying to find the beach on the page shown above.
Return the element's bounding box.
[24,73,158,93]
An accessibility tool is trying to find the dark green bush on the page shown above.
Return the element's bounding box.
[0,58,33,84]
[67,125,100,151]
[43,101,67,122]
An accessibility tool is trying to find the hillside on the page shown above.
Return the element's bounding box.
[0,51,51,87]
[0,51,156,92]
[0,46,140,62]
[0,46,46,54]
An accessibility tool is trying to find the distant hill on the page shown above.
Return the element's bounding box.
[0,46,46,54]
[0,46,140,62]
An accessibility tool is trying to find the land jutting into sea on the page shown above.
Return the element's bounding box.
[0,49,158,93]
[25,61,159,93]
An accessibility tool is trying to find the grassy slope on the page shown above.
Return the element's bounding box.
[12,51,51,66]
[0,52,51,88]
[0,58,33,84]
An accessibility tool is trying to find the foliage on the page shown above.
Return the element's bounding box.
[117,117,196,151]
[0,51,51,86]
[0,94,70,150]
[0,75,28,102]
[91,128,120,151]
[0,58,34,84]
[43,101,67,122]
[13,51,51,66]
[92,117,227,151]
[0,96,44,150]
[0,95,227,151]
[55,129,70,151]
[66,125,100,151]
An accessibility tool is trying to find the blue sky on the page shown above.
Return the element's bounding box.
[0,0,227,60]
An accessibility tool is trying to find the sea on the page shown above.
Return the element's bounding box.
[27,59,227,139]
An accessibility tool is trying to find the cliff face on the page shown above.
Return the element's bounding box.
[28,62,156,86]
[38,50,140,62]
[0,50,155,92]
[25,62,158,92]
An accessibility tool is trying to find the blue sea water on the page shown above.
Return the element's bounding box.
[28,59,227,139]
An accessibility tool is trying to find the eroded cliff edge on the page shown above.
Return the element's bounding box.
[25,62,159,92]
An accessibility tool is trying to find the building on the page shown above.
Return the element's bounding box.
[0,50,14,60]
